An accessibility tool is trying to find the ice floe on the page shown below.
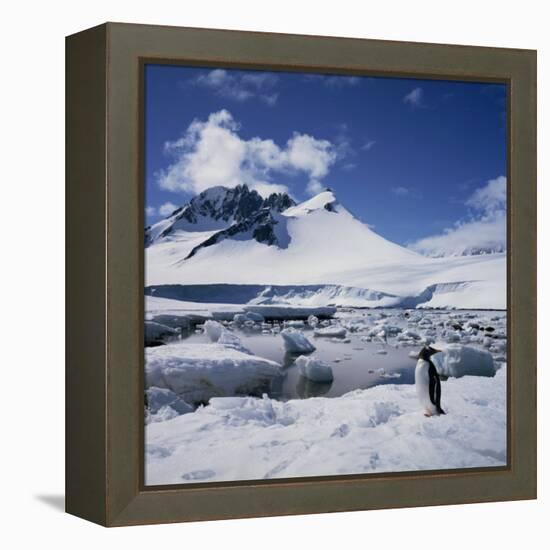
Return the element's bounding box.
[145,341,282,405]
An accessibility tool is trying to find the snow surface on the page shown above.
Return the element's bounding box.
[145,368,507,484]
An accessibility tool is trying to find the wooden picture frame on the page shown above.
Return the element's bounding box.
[66,22,537,526]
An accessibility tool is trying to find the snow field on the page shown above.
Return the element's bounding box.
[146,368,507,484]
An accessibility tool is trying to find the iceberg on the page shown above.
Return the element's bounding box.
[280,328,316,353]
[432,344,496,378]
[295,355,334,383]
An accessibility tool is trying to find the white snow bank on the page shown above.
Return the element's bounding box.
[432,344,496,378]
[295,355,334,383]
[145,368,507,485]
[145,342,282,405]
[281,328,316,354]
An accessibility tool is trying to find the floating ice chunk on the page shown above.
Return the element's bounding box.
[217,329,248,352]
[482,337,493,348]
[380,372,401,380]
[308,314,319,328]
[204,320,224,342]
[445,331,461,343]
[295,355,334,383]
[314,325,347,338]
[375,349,388,355]
[397,329,420,341]
[281,328,316,353]
[233,313,247,326]
[491,340,507,353]
[245,311,265,323]
[432,344,496,378]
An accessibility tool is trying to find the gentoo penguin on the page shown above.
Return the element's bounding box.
[415,346,446,416]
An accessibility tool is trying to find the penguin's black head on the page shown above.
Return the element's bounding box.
[418,345,441,360]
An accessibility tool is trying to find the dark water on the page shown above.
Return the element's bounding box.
[181,329,417,400]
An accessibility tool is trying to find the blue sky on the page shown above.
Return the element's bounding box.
[144,64,507,253]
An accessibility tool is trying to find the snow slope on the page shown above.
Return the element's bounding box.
[145,367,506,484]
[145,186,506,309]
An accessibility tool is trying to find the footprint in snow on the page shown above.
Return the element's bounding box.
[181,469,216,481]
[331,423,351,438]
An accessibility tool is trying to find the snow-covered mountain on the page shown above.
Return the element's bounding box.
[145,185,506,309]
[145,185,294,247]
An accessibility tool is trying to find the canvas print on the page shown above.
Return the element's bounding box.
[143,65,507,486]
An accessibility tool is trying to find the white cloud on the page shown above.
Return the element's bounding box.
[145,206,156,217]
[158,110,337,198]
[286,133,335,180]
[392,186,410,196]
[465,175,506,214]
[306,179,325,195]
[361,140,376,151]
[409,176,507,257]
[304,74,361,88]
[191,69,279,105]
[158,202,179,217]
[323,76,361,88]
[403,87,424,107]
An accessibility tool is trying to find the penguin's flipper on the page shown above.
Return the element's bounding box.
[428,363,445,415]
[428,368,437,406]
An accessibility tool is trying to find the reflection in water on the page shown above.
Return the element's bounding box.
[296,376,333,398]
[176,328,417,400]
[282,351,312,368]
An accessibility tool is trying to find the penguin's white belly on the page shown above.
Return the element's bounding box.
[415,360,437,413]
